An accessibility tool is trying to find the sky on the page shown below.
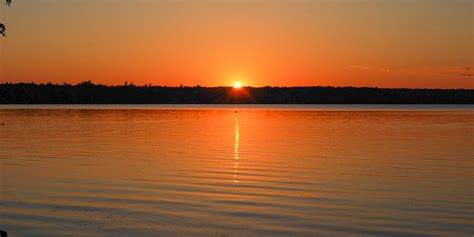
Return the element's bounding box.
[0,0,472,88]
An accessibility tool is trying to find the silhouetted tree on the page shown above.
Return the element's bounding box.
[0,23,5,36]
[1,0,12,36]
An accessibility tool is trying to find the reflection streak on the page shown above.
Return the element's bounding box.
[233,114,240,183]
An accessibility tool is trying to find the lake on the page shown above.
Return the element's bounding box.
[0,105,473,237]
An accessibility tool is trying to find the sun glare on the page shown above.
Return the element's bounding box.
[233,82,243,89]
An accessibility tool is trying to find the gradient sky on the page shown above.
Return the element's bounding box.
[0,0,472,88]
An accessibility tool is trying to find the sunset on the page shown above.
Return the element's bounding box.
[0,0,472,88]
[232,82,243,89]
[0,1,473,237]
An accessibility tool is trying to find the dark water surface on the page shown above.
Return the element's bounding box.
[1,105,473,237]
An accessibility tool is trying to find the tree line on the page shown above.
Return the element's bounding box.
[0,81,472,104]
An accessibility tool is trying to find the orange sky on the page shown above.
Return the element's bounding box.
[0,0,472,88]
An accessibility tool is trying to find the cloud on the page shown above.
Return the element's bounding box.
[456,66,473,77]
[350,65,393,72]
[446,66,472,72]
[438,66,473,77]
[379,68,393,72]
[350,65,369,70]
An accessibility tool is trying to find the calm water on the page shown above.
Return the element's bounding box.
[1,105,473,237]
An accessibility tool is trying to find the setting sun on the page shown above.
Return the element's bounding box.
[233,82,243,89]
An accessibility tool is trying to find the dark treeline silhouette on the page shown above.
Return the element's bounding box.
[1,81,473,104]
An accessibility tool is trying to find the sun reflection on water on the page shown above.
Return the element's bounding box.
[233,114,240,183]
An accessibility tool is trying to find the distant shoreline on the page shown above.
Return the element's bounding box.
[1,105,473,113]
[1,82,473,104]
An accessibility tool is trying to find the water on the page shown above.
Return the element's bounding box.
[1,105,473,237]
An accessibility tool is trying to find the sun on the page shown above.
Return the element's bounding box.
[233,82,243,89]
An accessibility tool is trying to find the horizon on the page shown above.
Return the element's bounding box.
[2,80,472,104]
[0,0,473,89]
[1,80,474,90]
